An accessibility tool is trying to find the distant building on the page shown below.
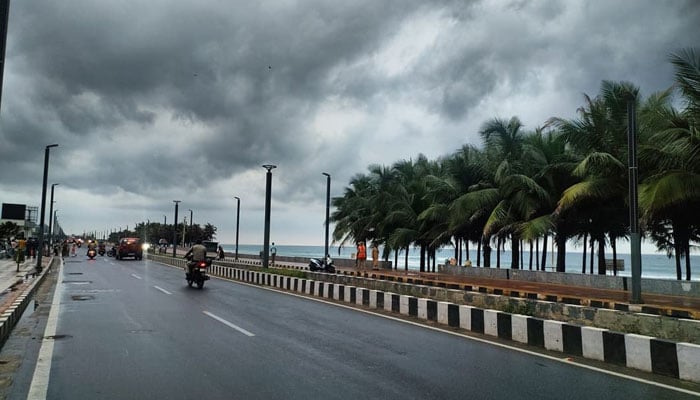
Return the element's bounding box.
[1,203,39,239]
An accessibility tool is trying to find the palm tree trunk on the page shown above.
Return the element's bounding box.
[529,240,533,270]
[589,238,594,275]
[477,239,482,267]
[511,236,520,269]
[404,246,409,271]
[419,244,426,272]
[520,240,524,269]
[483,238,491,268]
[541,235,548,271]
[556,234,566,272]
[432,248,437,272]
[582,233,587,274]
[394,249,398,270]
[597,237,606,275]
[674,240,682,280]
[454,237,459,261]
[496,237,501,269]
[465,239,469,265]
[535,237,540,269]
[685,240,692,281]
[612,240,618,276]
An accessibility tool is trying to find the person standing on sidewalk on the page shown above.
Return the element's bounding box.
[371,243,379,270]
[270,242,277,266]
[356,241,367,271]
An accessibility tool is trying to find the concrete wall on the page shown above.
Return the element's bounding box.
[439,264,700,298]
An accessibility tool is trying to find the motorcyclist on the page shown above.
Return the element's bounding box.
[87,240,97,255]
[184,239,207,277]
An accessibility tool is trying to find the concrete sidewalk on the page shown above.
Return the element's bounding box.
[0,257,39,295]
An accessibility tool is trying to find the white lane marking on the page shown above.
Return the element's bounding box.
[154,286,172,295]
[131,274,142,280]
[203,311,255,337]
[27,259,65,399]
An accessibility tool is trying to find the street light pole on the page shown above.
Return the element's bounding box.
[188,209,193,246]
[48,183,59,248]
[37,144,58,273]
[262,165,276,268]
[627,98,642,303]
[172,201,181,257]
[234,196,240,261]
[322,173,331,264]
[53,210,59,244]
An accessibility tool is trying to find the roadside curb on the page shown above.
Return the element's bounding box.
[0,257,56,350]
[148,254,700,384]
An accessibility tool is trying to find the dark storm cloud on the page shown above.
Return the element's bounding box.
[1,0,698,243]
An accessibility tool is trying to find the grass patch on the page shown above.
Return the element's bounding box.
[502,301,537,316]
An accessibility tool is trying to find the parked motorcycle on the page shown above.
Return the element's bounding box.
[186,257,211,289]
[309,255,336,273]
[87,248,97,260]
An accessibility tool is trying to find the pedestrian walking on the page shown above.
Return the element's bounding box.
[217,245,225,260]
[270,242,277,265]
[371,243,379,270]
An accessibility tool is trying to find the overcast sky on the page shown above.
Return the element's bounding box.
[1,0,698,249]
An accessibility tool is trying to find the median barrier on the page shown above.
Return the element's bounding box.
[147,254,700,384]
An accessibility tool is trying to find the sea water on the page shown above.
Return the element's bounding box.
[220,244,699,281]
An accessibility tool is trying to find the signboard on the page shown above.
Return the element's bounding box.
[2,203,26,220]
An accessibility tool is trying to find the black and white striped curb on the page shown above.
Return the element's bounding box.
[152,256,700,384]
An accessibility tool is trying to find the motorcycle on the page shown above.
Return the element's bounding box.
[98,244,106,256]
[309,255,336,273]
[87,248,97,259]
[186,257,211,289]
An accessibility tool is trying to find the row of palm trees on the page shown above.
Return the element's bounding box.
[331,48,700,280]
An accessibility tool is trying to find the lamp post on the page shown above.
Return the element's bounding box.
[234,196,240,260]
[172,201,181,257]
[322,173,331,265]
[37,144,59,273]
[262,164,276,268]
[53,209,59,245]
[188,209,193,246]
[48,183,59,247]
[627,98,642,303]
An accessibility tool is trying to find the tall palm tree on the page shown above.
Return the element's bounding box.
[521,128,578,272]
[549,82,638,274]
[638,50,700,280]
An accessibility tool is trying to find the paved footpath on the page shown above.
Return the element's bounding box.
[0,257,46,315]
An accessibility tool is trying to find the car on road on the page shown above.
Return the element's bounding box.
[116,237,143,260]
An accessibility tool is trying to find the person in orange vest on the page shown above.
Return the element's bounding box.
[356,241,367,271]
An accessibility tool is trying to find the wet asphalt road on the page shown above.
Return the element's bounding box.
[4,256,698,399]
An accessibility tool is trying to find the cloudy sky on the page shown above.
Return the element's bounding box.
[1,0,698,248]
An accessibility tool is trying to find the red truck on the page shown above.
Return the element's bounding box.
[116,237,143,260]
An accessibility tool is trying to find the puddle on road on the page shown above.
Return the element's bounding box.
[71,295,95,301]
[62,281,92,285]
